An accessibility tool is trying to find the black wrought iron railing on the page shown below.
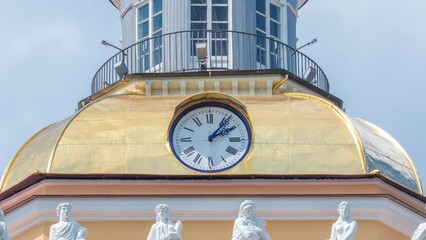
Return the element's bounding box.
[92,30,329,94]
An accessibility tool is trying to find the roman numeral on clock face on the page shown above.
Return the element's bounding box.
[193,117,202,126]
[206,113,213,124]
[193,153,202,164]
[229,137,241,142]
[226,146,238,155]
[183,146,195,156]
[179,137,192,142]
[183,127,194,132]
[208,157,213,169]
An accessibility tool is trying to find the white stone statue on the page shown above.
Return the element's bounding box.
[147,204,183,240]
[232,200,271,240]
[0,208,9,240]
[412,206,426,240]
[49,203,88,240]
[330,201,357,240]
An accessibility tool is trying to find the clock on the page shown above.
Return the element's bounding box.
[168,101,252,173]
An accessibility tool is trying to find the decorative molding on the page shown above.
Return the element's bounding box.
[5,196,423,238]
[232,81,238,95]
[162,81,168,95]
[120,4,133,19]
[249,81,255,95]
[287,3,298,18]
[180,81,187,95]
[1,177,425,214]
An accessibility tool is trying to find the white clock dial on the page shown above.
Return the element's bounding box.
[169,102,252,172]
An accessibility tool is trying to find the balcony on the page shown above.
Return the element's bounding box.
[92,30,329,94]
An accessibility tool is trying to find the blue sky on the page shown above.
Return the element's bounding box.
[0,1,425,190]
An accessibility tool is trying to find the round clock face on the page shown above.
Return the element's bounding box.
[169,102,252,173]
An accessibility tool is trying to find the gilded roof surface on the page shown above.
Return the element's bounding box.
[1,93,421,192]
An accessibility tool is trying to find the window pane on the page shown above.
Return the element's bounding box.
[270,4,280,21]
[191,6,207,21]
[256,31,266,48]
[141,41,149,53]
[269,39,281,68]
[212,6,228,21]
[191,30,207,39]
[212,31,228,39]
[191,23,207,30]
[153,14,162,32]
[191,23,207,37]
[153,0,162,14]
[138,21,149,39]
[138,5,149,21]
[144,54,150,71]
[212,0,227,4]
[212,23,228,30]
[212,40,228,56]
[256,0,265,14]
[256,14,266,31]
[256,30,266,37]
[153,31,163,48]
[191,0,207,3]
[270,39,280,52]
[154,49,162,65]
[270,21,280,38]
[257,49,266,65]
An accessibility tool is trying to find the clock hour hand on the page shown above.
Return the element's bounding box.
[222,125,236,135]
[208,128,222,142]
[208,116,232,141]
[208,125,237,141]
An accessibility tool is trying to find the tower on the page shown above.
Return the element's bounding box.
[0,1,425,239]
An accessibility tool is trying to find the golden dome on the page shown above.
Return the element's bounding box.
[1,93,421,193]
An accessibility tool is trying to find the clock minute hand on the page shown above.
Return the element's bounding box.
[219,115,232,128]
[208,116,232,141]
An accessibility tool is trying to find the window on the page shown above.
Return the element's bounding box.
[269,4,281,68]
[190,0,229,58]
[138,4,150,71]
[137,0,163,71]
[256,1,283,68]
[211,0,228,56]
[256,0,266,65]
[153,0,162,14]
[256,0,266,14]
[269,4,280,38]
[138,4,150,40]
[152,0,163,67]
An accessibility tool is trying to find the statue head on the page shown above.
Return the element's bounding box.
[238,200,256,219]
[56,203,71,222]
[155,204,172,224]
[337,201,351,219]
